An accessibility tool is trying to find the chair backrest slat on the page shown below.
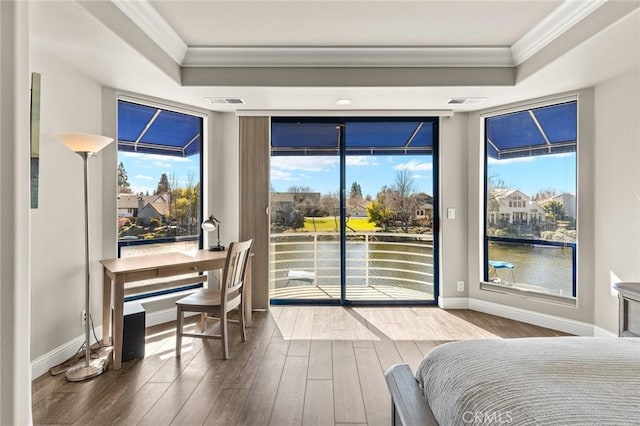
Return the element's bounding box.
[220,239,253,309]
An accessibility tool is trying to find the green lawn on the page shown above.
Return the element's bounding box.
[303,216,379,232]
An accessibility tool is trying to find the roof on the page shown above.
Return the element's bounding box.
[489,188,519,199]
[139,200,170,217]
[117,194,139,209]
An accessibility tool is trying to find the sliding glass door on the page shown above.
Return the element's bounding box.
[343,120,436,302]
[269,117,438,305]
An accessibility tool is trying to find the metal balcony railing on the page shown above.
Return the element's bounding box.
[269,232,434,300]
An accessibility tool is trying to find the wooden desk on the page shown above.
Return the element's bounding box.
[100,250,252,369]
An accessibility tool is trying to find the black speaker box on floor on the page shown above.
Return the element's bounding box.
[122,301,145,362]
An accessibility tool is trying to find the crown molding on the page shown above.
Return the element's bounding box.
[511,0,607,65]
[111,0,187,64]
[111,0,607,69]
[183,46,514,68]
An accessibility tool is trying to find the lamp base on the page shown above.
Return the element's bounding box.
[65,357,107,382]
[209,245,225,251]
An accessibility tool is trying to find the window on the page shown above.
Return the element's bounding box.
[484,99,577,298]
[116,98,204,298]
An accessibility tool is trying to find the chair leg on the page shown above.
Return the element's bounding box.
[200,313,207,332]
[221,312,229,360]
[176,306,184,357]
[239,302,246,342]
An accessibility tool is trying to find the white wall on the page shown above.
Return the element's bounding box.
[209,112,240,247]
[439,114,470,299]
[1,2,32,423]
[30,48,105,361]
[593,70,640,334]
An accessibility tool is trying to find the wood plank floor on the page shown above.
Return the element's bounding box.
[32,306,567,426]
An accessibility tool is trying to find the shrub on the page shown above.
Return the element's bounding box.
[149,217,161,228]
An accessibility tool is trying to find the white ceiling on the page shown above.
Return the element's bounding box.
[29,0,640,113]
[150,0,560,47]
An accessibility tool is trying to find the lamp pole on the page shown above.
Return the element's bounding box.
[56,133,113,382]
[65,150,108,381]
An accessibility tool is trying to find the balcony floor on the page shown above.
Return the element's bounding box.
[270,283,433,301]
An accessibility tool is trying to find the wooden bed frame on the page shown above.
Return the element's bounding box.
[385,363,437,426]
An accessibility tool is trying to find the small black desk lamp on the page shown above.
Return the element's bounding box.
[202,215,225,251]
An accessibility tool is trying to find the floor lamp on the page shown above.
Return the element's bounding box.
[56,133,113,382]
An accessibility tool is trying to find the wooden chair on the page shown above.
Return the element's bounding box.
[175,238,253,359]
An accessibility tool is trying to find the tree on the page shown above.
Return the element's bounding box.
[368,186,394,230]
[319,192,340,230]
[347,181,365,220]
[390,170,417,232]
[487,173,508,223]
[488,173,507,189]
[543,200,566,223]
[534,188,557,201]
[367,199,393,230]
[117,162,132,193]
[155,172,170,195]
[349,182,362,199]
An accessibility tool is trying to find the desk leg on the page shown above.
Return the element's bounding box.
[102,270,112,346]
[113,275,125,370]
[245,258,253,327]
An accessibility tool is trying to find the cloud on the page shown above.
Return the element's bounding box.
[152,161,172,168]
[134,174,153,180]
[121,151,193,163]
[346,156,379,166]
[270,169,295,181]
[412,174,422,179]
[394,159,432,171]
[488,152,574,165]
[271,156,338,172]
[487,156,535,165]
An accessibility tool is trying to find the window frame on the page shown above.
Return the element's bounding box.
[481,96,578,301]
[115,95,206,301]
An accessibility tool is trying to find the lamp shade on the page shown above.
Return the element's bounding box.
[55,133,113,154]
[201,215,219,232]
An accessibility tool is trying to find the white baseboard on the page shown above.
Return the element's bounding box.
[593,325,618,338]
[31,325,103,380]
[467,298,594,336]
[30,307,196,380]
[438,296,469,309]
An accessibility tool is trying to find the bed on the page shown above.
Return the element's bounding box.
[385,336,640,425]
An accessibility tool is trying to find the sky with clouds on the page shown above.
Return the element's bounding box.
[119,151,200,195]
[119,150,574,199]
[270,155,434,197]
[487,152,576,196]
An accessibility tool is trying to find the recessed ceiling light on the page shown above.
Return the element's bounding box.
[336,99,352,105]
[446,97,487,105]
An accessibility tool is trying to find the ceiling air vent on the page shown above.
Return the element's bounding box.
[446,97,487,105]
[206,97,245,105]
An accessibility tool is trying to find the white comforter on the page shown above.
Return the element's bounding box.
[416,337,640,426]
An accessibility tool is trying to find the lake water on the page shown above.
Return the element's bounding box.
[270,235,574,299]
[488,243,574,296]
